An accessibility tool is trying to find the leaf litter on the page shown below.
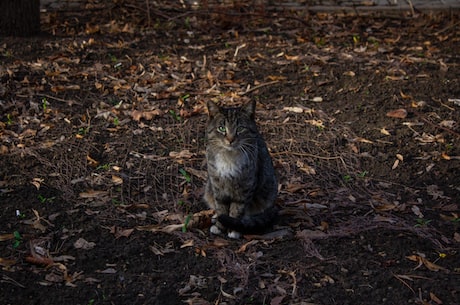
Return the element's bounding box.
[0,1,459,305]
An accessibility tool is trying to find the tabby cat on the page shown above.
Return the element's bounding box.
[203,100,278,239]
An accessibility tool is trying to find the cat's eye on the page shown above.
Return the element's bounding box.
[217,126,226,134]
[236,126,246,134]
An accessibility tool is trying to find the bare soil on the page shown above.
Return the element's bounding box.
[1,2,459,305]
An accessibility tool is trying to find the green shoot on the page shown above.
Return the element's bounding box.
[182,214,191,232]
[111,198,121,206]
[169,110,181,122]
[42,97,49,112]
[13,231,22,248]
[96,163,111,171]
[78,127,89,135]
[179,168,191,182]
[38,194,55,203]
[6,113,13,125]
[353,34,360,45]
[415,218,432,227]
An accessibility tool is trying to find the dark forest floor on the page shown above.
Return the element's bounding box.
[1,2,459,305]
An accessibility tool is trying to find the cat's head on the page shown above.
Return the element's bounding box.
[206,100,258,150]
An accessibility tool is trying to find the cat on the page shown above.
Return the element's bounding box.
[203,100,278,239]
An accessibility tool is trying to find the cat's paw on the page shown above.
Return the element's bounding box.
[227,231,241,239]
[210,225,223,235]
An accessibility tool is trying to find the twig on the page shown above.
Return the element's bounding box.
[392,273,415,294]
[238,80,280,96]
[273,150,343,161]
[1,275,25,288]
[40,94,81,106]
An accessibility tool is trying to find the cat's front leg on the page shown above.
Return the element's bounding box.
[210,203,228,235]
[227,202,245,239]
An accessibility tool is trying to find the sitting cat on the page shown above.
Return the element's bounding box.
[203,100,278,239]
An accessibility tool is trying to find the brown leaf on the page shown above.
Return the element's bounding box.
[430,292,443,304]
[386,108,407,119]
[131,109,161,121]
[270,296,285,305]
[111,175,123,185]
[0,233,14,241]
[236,240,259,253]
[0,257,16,268]
[169,150,195,159]
[79,190,108,199]
[74,238,96,250]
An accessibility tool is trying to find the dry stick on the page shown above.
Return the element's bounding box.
[40,94,81,105]
[238,80,280,96]
[434,20,460,36]
[413,111,460,138]
[1,274,26,288]
[392,273,415,294]
[274,151,349,170]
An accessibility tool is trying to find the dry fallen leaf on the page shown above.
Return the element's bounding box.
[79,190,109,199]
[406,254,447,272]
[430,292,443,305]
[169,150,195,159]
[283,106,304,113]
[392,159,400,169]
[74,238,96,250]
[380,128,391,136]
[0,257,17,268]
[111,175,123,185]
[386,108,408,119]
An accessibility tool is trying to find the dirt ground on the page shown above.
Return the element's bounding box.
[1,2,459,305]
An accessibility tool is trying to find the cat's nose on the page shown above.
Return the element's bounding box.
[226,134,235,144]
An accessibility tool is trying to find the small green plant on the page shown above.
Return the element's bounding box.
[16,210,26,218]
[179,168,191,182]
[6,113,13,125]
[96,163,111,171]
[111,198,121,206]
[108,53,117,63]
[357,171,368,178]
[169,109,182,122]
[352,34,360,45]
[78,127,89,135]
[42,97,49,112]
[38,194,55,203]
[113,116,119,126]
[343,174,352,183]
[12,231,22,248]
[182,214,192,233]
[184,17,191,29]
[87,299,95,305]
[181,94,190,101]
[415,218,432,227]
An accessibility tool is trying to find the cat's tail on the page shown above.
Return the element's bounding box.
[217,205,279,234]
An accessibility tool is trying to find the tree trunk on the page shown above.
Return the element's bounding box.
[0,0,40,36]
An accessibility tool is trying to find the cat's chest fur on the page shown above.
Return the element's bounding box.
[211,150,249,178]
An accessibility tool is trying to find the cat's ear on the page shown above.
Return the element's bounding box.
[207,101,220,118]
[242,100,256,119]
